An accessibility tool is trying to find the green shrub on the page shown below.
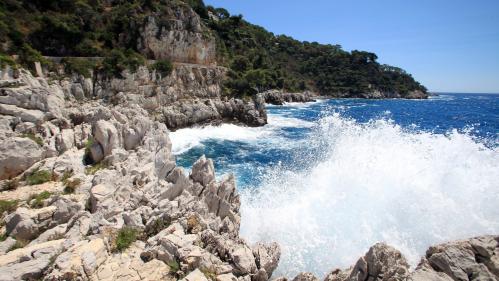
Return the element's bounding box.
[2,179,19,191]
[26,170,52,185]
[21,133,43,146]
[0,233,7,242]
[100,49,145,78]
[64,178,81,194]
[18,44,51,74]
[115,227,138,252]
[168,260,180,272]
[29,191,52,208]
[151,59,173,77]
[61,57,96,78]
[0,53,16,68]
[0,200,18,214]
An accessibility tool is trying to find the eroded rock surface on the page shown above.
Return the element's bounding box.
[0,73,280,280]
[322,236,499,281]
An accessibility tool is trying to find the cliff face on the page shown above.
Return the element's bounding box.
[0,67,280,280]
[137,3,217,65]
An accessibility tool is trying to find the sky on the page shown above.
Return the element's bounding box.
[204,0,499,93]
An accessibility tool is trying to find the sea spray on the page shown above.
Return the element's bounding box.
[239,112,499,278]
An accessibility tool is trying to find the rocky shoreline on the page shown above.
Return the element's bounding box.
[0,67,280,280]
[0,67,496,281]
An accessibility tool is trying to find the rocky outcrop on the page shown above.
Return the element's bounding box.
[137,2,217,65]
[0,62,268,178]
[317,235,499,281]
[67,63,267,131]
[262,90,316,105]
[0,83,280,280]
[328,89,428,99]
[161,94,267,129]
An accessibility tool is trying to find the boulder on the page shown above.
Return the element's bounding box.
[324,243,409,281]
[292,272,319,281]
[5,207,57,241]
[0,239,64,281]
[230,245,257,275]
[423,236,499,281]
[89,183,115,212]
[93,120,120,157]
[55,128,75,153]
[252,242,281,278]
[191,156,216,187]
[0,137,43,180]
[182,268,210,281]
[47,238,108,280]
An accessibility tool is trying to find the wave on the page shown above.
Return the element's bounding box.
[239,113,499,278]
[170,115,314,155]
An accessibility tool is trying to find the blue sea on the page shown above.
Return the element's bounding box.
[170,93,499,277]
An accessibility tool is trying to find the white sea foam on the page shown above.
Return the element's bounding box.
[170,115,313,155]
[170,124,269,155]
[239,113,499,278]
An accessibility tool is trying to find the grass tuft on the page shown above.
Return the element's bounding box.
[21,133,43,146]
[26,170,52,185]
[168,260,180,272]
[115,227,138,252]
[63,178,81,194]
[1,179,19,191]
[0,200,18,214]
[29,191,52,208]
[85,162,107,175]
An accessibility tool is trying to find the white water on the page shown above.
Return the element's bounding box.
[170,115,313,155]
[239,113,499,278]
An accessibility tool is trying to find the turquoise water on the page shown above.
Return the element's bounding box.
[170,93,499,277]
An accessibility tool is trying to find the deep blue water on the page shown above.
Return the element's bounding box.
[173,93,499,188]
[170,93,499,277]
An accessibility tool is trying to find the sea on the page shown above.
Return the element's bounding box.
[170,93,499,278]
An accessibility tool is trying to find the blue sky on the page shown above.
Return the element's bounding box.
[204,0,499,93]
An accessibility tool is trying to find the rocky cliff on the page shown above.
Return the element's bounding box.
[0,68,279,280]
[137,4,217,65]
[262,90,316,105]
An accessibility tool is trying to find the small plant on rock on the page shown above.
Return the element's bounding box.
[21,133,43,146]
[0,200,18,214]
[85,162,107,175]
[201,268,217,281]
[1,178,19,191]
[150,59,173,77]
[29,191,52,208]
[64,178,81,194]
[7,238,28,252]
[168,260,180,273]
[26,170,52,185]
[60,170,74,182]
[115,227,138,252]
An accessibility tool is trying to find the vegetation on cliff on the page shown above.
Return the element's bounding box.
[0,0,426,97]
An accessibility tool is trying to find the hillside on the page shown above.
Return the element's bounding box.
[0,0,427,99]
